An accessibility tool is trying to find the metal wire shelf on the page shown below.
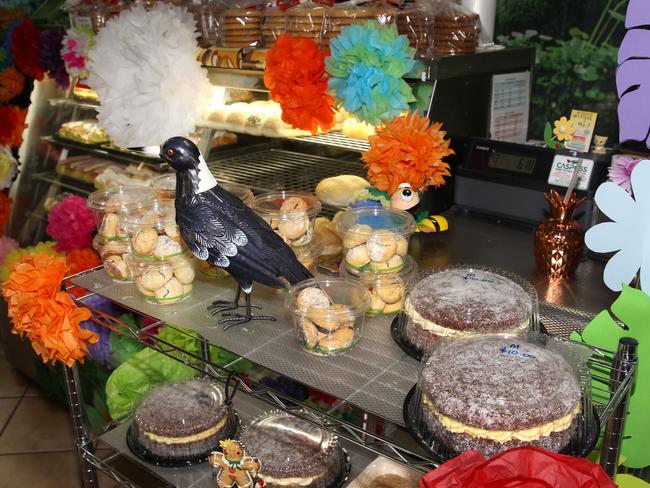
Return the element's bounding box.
[64,267,637,480]
[291,131,370,153]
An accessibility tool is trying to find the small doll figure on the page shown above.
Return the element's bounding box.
[389,183,448,233]
[210,439,263,488]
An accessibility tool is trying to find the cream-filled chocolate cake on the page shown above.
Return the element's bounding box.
[403,268,533,354]
[418,335,581,456]
[241,412,345,488]
[130,380,231,465]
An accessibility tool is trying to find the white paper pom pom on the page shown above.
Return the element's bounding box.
[87,3,212,148]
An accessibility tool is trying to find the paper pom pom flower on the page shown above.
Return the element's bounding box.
[88,3,212,147]
[61,27,93,80]
[0,236,18,267]
[0,66,25,102]
[362,112,453,195]
[66,247,101,275]
[609,154,641,193]
[0,105,27,148]
[326,22,416,125]
[0,241,61,282]
[0,146,18,191]
[40,28,69,89]
[46,195,96,252]
[2,253,98,367]
[264,34,335,134]
[11,18,44,81]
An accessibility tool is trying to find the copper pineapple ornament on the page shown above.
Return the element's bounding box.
[534,190,587,278]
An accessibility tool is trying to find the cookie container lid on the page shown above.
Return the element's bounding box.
[123,198,176,230]
[87,185,154,214]
[133,379,228,437]
[287,277,370,316]
[336,207,416,237]
[240,411,344,482]
[253,190,321,219]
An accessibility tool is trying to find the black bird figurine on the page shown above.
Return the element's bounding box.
[160,137,312,328]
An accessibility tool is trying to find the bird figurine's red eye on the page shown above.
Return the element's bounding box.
[166,148,174,157]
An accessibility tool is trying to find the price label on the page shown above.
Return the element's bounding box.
[547,155,594,190]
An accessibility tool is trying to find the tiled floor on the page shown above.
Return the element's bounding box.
[0,348,118,487]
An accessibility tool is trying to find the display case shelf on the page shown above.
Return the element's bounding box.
[32,171,94,196]
[292,131,371,153]
[69,267,635,480]
[42,136,163,168]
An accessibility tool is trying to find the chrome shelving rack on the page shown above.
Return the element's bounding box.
[62,266,637,487]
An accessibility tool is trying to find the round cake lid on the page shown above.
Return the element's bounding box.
[134,379,227,436]
[241,411,339,478]
[419,333,582,431]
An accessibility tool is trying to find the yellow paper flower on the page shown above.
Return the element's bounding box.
[553,116,575,142]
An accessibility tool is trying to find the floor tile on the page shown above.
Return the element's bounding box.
[0,398,20,434]
[0,396,74,453]
[0,353,28,398]
[0,451,82,487]
[23,382,46,397]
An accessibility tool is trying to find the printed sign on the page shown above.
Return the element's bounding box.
[565,109,598,153]
[547,155,594,191]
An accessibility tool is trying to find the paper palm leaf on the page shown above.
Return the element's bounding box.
[617,0,650,148]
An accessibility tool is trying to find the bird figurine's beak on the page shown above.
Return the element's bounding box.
[127,145,161,156]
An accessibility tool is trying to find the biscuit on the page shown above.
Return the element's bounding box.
[164,222,181,242]
[318,327,354,350]
[290,222,313,246]
[135,277,155,297]
[395,235,409,256]
[280,196,308,212]
[300,318,319,348]
[154,277,184,302]
[383,301,403,314]
[296,287,331,312]
[346,244,371,269]
[369,290,386,313]
[173,264,195,285]
[132,228,158,256]
[101,213,120,238]
[104,255,130,279]
[366,229,398,262]
[153,235,183,259]
[278,212,309,240]
[308,305,340,331]
[140,268,173,291]
[183,283,193,295]
[376,280,403,304]
[342,224,372,248]
[368,254,404,272]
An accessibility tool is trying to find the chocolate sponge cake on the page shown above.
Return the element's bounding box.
[241,412,345,488]
[130,380,232,465]
[403,268,533,355]
[418,335,581,456]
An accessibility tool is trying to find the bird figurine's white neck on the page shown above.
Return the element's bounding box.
[196,154,217,193]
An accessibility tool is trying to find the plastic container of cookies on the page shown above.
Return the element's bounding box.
[124,200,185,260]
[93,234,133,282]
[150,174,254,207]
[129,250,196,305]
[87,186,155,242]
[285,3,327,45]
[287,277,369,356]
[293,238,323,274]
[336,207,416,274]
[322,4,396,48]
[253,191,321,248]
[341,255,416,316]
[397,4,435,57]
[261,7,287,47]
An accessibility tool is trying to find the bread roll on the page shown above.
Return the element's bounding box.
[316,175,370,207]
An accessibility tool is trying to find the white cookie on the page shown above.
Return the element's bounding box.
[296,287,330,311]
[140,268,173,291]
[132,228,158,256]
[366,229,397,262]
[153,235,183,259]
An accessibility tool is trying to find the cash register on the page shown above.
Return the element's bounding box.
[450,136,612,229]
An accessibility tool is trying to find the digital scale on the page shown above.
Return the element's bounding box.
[451,136,612,228]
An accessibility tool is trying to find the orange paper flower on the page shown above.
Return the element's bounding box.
[0,66,25,103]
[0,192,12,236]
[0,105,27,148]
[2,252,97,367]
[66,247,101,276]
[264,34,335,134]
[362,112,454,195]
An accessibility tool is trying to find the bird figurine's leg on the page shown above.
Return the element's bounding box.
[208,287,260,315]
[218,291,276,330]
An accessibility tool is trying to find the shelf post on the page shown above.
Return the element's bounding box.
[63,364,98,487]
[600,337,638,479]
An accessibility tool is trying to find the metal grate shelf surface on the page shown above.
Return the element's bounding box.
[207,147,366,194]
[292,131,370,152]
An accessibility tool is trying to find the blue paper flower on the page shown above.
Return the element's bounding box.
[326,22,416,125]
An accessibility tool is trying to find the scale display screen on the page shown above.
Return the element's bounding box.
[488,152,536,174]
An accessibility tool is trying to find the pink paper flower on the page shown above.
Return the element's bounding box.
[46,195,96,252]
[609,154,641,192]
[0,236,18,267]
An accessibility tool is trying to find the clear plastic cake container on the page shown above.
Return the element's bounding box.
[405,332,596,462]
[340,255,416,316]
[253,191,321,248]
[287,277,369,356]
[394,265,539,360]
[239,410,349,488]
[127,378,238,467]
[336,207,416,274]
